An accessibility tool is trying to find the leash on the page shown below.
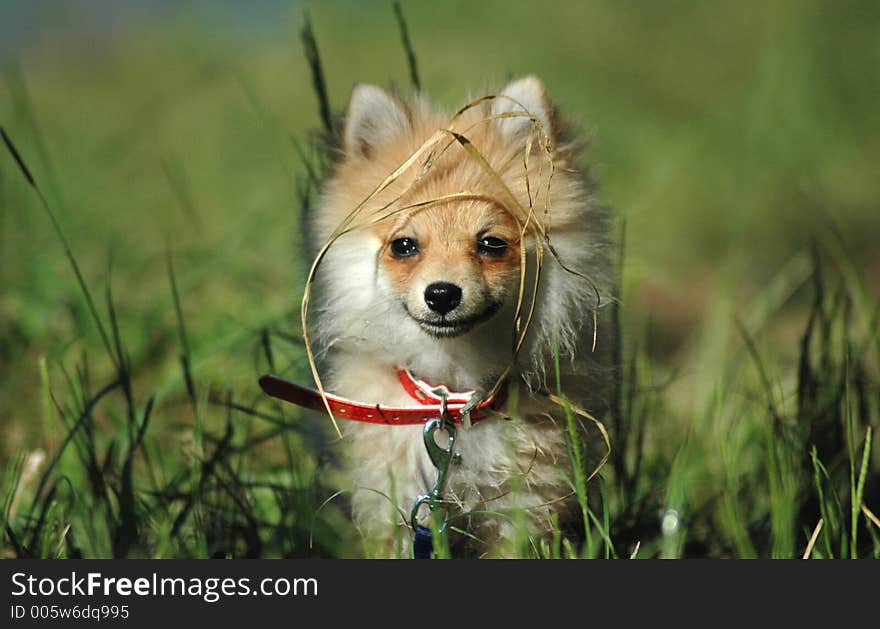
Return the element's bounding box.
[409,390,460,558]
[259,370,506,558]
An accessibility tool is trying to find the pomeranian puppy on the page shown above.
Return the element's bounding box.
[309,76,614,557]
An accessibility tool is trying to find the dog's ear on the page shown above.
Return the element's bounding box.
[343,84,410,158]
[491,76,555,142]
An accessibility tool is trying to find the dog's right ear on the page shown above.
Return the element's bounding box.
[343,84,410,159]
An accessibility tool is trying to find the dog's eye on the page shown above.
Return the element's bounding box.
[477,236,508,256]
[390,237,419,258]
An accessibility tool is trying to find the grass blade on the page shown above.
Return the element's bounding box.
[392,1,421,92]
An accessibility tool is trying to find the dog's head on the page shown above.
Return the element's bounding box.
[312,77,608,382]
[375,194,522,339]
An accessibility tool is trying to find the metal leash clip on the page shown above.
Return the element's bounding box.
[410,390,462,550]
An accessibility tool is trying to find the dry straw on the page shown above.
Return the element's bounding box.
[300,93,610,478]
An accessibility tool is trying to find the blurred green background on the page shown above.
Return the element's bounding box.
[1,0,878,558]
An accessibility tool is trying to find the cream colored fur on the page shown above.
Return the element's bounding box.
[310,76,614,557]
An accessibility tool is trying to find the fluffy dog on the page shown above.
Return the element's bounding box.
[309,76,614,557]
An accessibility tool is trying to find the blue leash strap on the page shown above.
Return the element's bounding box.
[412,525,433,559]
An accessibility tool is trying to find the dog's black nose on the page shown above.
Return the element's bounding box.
[424,282,462,315]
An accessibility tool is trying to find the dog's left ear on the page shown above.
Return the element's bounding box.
[491,76,555,142]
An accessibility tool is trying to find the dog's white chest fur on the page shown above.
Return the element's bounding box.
[330,359,574,557]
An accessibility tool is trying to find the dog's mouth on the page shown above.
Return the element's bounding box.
[409,302,501,339]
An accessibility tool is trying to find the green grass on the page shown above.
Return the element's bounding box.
[1,0,878,558]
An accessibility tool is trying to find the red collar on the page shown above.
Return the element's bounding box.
[259,369,504,426]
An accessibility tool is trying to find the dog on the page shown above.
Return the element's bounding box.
[308,76,614,557]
